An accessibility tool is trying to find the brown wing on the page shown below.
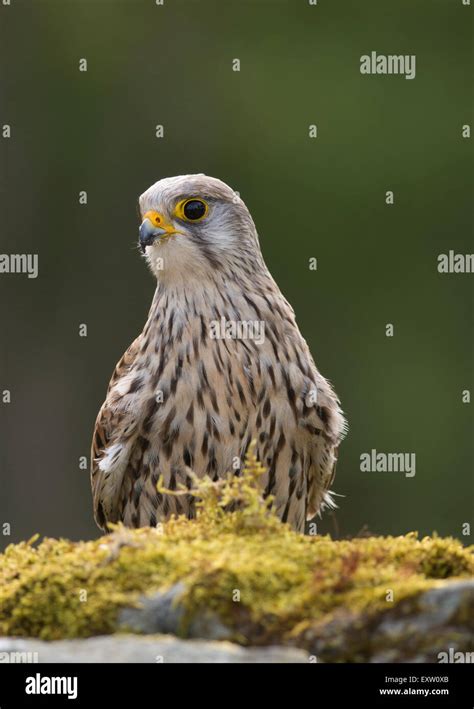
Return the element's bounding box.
[305,384,346,521]
[91,336,143,530]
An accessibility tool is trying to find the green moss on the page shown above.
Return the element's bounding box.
[0,446,472,642]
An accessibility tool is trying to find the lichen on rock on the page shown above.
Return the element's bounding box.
[0,445,472,661]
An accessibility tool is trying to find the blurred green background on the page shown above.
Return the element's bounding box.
[0,0,472,549]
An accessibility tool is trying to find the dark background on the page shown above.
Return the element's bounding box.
[0,0,472,549]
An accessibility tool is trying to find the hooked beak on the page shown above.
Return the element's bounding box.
[139,210,178,252]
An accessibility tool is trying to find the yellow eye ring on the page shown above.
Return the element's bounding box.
[175,198,209,222]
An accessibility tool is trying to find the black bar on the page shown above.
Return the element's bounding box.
[0,662,471,707]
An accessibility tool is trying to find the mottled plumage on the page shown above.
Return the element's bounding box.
[91,175,346,532]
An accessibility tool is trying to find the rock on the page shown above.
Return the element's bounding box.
[300,579,474,663]
[104,580,474,662]
[0,636,308,664]
[118,583,232,640]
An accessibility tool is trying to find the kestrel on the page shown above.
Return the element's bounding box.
[91,175,346,533]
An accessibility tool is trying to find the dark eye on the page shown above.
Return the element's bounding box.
[182,199,208,221]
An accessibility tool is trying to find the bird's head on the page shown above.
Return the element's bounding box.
[138,174,261,283]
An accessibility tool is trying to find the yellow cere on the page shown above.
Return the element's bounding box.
[142,210,165,228]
